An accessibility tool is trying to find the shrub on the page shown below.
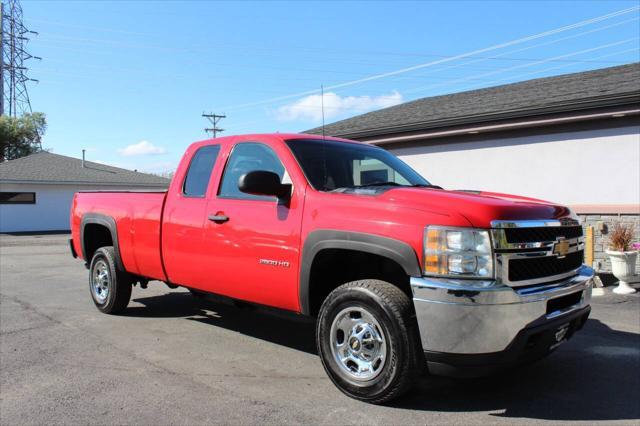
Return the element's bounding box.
[609,223,635,252]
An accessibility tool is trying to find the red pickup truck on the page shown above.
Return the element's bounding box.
[70,133,593,403]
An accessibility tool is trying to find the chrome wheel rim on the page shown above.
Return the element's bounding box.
[92,259,110,304]
[329,306,387,382]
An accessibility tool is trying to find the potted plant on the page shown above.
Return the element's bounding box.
[605,223,639,294]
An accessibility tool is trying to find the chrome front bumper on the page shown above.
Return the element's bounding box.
[411,265,594,354]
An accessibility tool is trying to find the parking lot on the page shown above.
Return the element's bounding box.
[1,234,639,425]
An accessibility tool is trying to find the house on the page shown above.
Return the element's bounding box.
[0,152,170,232]
[306,63,640,272]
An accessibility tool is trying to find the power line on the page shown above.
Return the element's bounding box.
[202,113,225,138]
[402,37,639,96]
[1,0,40,117]
[219,37,639,115]
[223,48,640,135]
[29,13,638,88]
[453,47,640,95]
[33,16,638,72]
[25,15,638,63]
[388,16,639,83]
[214,5,640,112]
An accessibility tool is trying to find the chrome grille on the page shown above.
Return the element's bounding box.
[508,250,584,281]
[491,219,585,286]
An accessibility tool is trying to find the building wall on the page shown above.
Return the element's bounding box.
[387,125,639,206]
[0,183,163,233]
[386,123,640,273]
[581,214,640,273]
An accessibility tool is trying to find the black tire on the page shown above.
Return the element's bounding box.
[89,246,132,314]
[316,280,423,404]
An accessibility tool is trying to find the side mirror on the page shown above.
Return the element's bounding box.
[238,170,292,200]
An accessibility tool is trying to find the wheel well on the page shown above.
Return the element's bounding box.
[308,249,411,317]
[83,224,113,261]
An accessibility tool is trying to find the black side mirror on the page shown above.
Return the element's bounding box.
[238,170,292,200]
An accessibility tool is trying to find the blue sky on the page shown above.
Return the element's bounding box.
[21,0,640,174]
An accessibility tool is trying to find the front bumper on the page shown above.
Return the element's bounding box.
[411,265,594,371]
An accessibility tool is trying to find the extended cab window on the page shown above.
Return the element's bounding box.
[219,142,286,200]
[183,145,221,197]
[286,139,429,191]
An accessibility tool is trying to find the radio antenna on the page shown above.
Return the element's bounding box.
[320,84,326,139]
[320,84,328,190]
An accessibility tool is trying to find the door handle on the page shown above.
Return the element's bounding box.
[208,214,229,224]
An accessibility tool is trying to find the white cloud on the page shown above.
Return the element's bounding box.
[275,91,403,122]
[117,140,167,157]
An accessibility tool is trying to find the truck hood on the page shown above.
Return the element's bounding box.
[380,187,573,228]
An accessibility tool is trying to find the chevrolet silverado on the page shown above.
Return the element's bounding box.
[70,133,593,403]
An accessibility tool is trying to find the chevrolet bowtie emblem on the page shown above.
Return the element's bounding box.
[553,239,570,257]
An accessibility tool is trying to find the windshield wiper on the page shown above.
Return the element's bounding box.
[330,182,402,191]
[360,182,443,189]
[330,182,442,192]
[358,181,403,187]
[409,183,443,189]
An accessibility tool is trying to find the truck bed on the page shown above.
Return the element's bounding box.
[71,191,168,281]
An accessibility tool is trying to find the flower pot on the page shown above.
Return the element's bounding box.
[606,250,638,294]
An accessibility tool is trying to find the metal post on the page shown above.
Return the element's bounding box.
[1,2,4,117]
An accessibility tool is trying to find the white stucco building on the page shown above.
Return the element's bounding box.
[307,63,640,271]
[0,152,169,233]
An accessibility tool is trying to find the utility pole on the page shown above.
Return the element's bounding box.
[1,0,40,117]
[202,112,225,138]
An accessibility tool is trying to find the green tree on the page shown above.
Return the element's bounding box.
[0,112,47,161]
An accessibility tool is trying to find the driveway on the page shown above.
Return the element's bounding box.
[1,234,639,424]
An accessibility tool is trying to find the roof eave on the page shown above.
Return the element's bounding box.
[318,92,640,140]
[365,105,640,146]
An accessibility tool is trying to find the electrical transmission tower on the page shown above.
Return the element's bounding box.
[1,0,40,117]
[202,113,225,138]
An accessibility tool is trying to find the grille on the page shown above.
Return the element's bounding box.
[508,250,583,282]
[504,226,583,243]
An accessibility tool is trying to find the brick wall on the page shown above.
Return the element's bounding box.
[579,213,640,273]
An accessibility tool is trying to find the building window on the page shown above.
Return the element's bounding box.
[0,192,36,204]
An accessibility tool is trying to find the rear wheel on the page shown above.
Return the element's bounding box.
[316,280,423,404]
[89,246,132,314]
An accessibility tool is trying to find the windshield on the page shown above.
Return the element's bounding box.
[285,139,431,192]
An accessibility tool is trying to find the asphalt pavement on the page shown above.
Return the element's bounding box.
[1,234,639,425]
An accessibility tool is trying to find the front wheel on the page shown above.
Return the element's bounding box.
[89,246,132,314]
[316,280,424,404]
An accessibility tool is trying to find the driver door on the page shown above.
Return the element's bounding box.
[201,141,304,311]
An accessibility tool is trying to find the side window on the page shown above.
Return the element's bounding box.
[219,142,286,200]
[183,145,221,197]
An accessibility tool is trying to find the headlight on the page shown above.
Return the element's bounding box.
[424,226,493,278]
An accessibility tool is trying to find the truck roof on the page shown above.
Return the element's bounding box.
[192,133,366,146]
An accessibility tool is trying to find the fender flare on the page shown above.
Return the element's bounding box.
[299,229,422,315]
[80,213,125,271]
